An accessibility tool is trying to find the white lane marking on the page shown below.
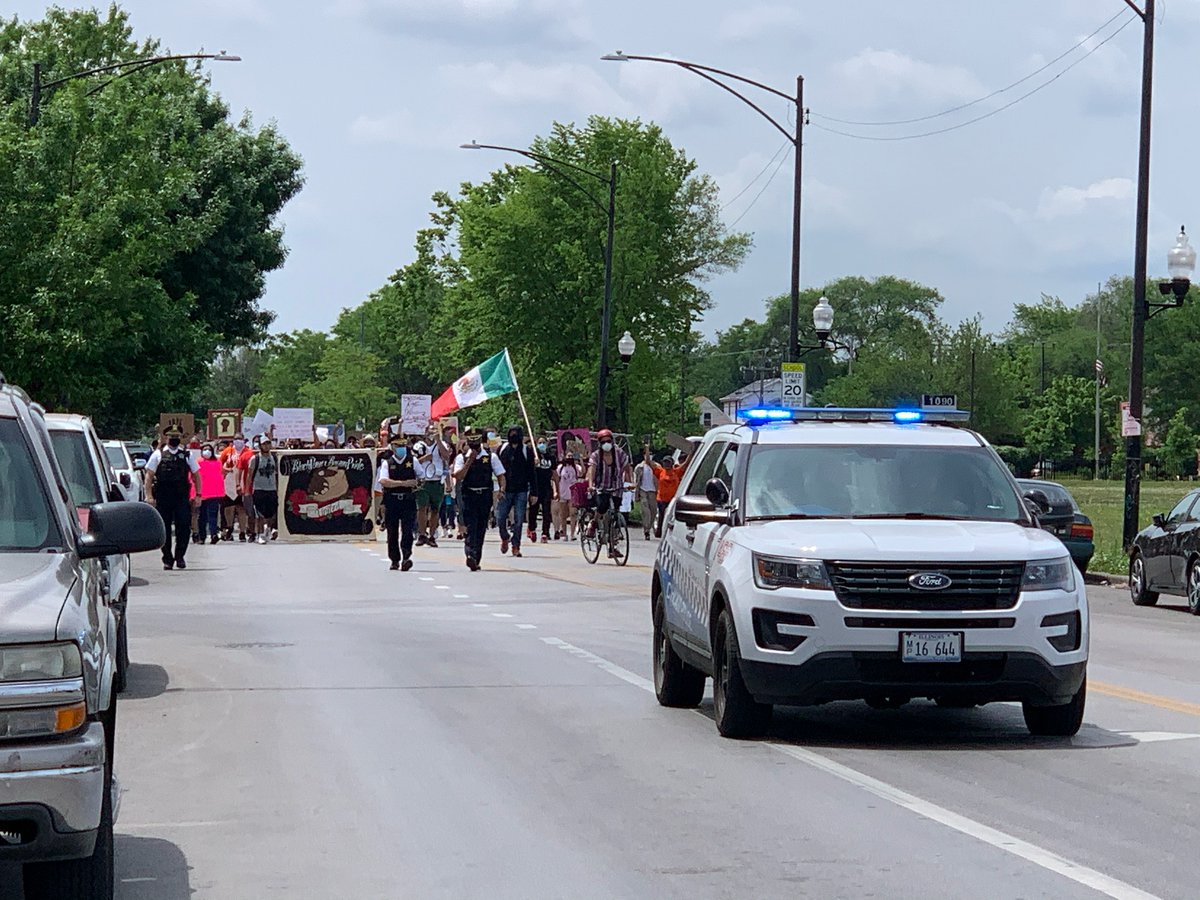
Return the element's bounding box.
[419,577,434,582]
[541,638,1161,900]
[541,638,654,693]
[492,613,514,618]
[358,549,373,553]
[454,594,470,599]
[435,585,450,591]
[516,624,537,630]
[1120,731,1200,744]
[473,603,489,608]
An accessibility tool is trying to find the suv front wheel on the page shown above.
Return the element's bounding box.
[23,704,115,899]
[1022,678,1086,737]
[712,607,772,739]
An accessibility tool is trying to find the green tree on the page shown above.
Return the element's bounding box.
[245,330,329,414]
[1160,407,1197,477]
[0,6,302,433]
[298,342,395,428]
[1024,376,1095,461]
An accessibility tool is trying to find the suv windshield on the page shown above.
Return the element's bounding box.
[0,418,60,551]
[104,445,127,469]
[745,444,1024,522]
[48,431,103,508]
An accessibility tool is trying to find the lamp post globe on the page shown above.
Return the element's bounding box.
[812,296,834,344]
[1168,226,1196,282]
[618,330,636,364]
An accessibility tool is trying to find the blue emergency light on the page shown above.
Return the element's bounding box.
[735,406,971,426]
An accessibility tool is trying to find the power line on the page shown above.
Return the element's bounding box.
[720,138,791,212]
[726,145,793,228]
[811,7,1128,128]
[810,13,1137,142]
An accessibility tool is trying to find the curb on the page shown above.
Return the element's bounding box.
[1085,570,1128,587]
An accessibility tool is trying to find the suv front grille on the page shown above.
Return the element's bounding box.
[827,561,1024,611]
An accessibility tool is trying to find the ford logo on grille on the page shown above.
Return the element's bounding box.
[909,572,952,591]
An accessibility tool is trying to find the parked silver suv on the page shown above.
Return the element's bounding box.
[0,377,163,899]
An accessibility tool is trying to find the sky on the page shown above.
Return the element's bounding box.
[12,0,1200,342]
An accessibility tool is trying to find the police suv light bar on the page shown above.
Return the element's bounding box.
[735,406,972,425]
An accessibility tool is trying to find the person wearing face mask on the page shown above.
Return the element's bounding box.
[248,435,280,544]
[496,426,536,557]
[220,433,252,541]
[196,443,226,545]
[453,429,506,571]
[144,425,202,570]
[587,429,633,559]
[527,437,555,544]
[376,435,420,571]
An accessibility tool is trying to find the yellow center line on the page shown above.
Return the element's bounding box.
[1091,680,1200,718]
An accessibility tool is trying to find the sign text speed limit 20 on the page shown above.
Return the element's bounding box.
[780,362,806,405]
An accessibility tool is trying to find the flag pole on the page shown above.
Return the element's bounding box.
[506,348,540,464]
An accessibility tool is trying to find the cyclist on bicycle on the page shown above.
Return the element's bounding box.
[586,428,633,560]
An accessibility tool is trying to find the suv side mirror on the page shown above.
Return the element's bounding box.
[1153,513,1166,528]
[120,472,132,488]
[705,478,730,508]
[133,458,147,471]
[78,501,165,559]
[674,495,732,528]
[1023,489,1051,516]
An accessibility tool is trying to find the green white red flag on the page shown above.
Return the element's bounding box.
[431,349,518,419]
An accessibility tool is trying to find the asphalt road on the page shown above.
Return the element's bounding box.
[4,529,1200,899]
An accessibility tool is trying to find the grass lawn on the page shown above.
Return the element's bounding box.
[1056,477,1197,575]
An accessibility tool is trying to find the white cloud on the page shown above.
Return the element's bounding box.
[718,5,803,42]
[833,48,986,108]
[440,61,622,111]
[334,0,592,47]
[1036,177,1133,220]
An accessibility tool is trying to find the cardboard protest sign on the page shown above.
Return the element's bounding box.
[208,409,242,441]
[276,449,376,541]
[159,413,195,437]
[272,407,314,441]
[401,394,432,436]
[557,428,591,461]
[245,409,273,439]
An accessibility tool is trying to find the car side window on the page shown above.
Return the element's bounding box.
[1166,494,1196,526]
[683,441,728,497]
[1185,493,1200,523]
[713,443,739,492]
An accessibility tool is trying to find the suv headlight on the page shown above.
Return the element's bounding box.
[0,643,83,681]
[1022,557,1076,593]
[0,643,86,741]
[753,555,832,591]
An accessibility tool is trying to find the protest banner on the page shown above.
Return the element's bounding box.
[401,394,432,436]
[159,413,195,437]
[276,449,376,541]
[272,407,314,441]
[208,409,242,441]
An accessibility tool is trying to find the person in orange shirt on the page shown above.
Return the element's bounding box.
[650,453,688,538]
[219,433,255,541]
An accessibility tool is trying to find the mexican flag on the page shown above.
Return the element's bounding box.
[431,349,518,418]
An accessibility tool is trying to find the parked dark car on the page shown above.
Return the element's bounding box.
[1128,487,1200,614]
[1017,479,1094,573]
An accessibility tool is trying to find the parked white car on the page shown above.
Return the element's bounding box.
[102,439,143,503]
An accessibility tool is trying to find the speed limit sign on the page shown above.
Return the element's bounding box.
[780,362,806,406]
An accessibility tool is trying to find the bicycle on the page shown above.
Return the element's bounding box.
[580,489,629,566]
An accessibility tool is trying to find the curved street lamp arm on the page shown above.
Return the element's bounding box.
[676,64,794,145]
[1123,0,1147,20]
[462,142,609,215]
[611,53,795,103]
[41,53,237,90]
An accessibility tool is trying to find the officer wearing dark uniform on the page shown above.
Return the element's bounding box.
[453,429,506,571]
[145,425,202,571]
[378,434,419,571]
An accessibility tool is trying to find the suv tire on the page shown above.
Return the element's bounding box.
[653,594,705,708]
[1129,553,1159,606]
[1187,559,1200,616]
[712,607,772,739]
[23,706,115,900]
[1022,678,1086,737]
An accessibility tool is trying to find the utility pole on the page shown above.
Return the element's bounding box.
[1095,282,1102,481]
[1123,0,1155,550]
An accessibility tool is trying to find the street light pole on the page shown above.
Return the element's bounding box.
[460,141,618,428]
[29,51,241,126]
[602,52,805,361]
[1122,0,1155,551]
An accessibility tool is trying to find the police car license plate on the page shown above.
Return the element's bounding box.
[901,631,962,663]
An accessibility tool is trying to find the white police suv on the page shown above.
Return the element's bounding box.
[652,407,1087,739]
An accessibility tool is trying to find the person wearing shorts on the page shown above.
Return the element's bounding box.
[248,435,279,544]
[413,439,446,547]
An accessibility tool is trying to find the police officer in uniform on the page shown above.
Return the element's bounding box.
[377,434,420,571]
[144,425,202,571]
[453,429,506,571]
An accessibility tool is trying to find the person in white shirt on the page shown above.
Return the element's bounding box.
[414,435,450,548]
[144,426,202,570]
[452,430,506,571]
[633,445,659,540]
